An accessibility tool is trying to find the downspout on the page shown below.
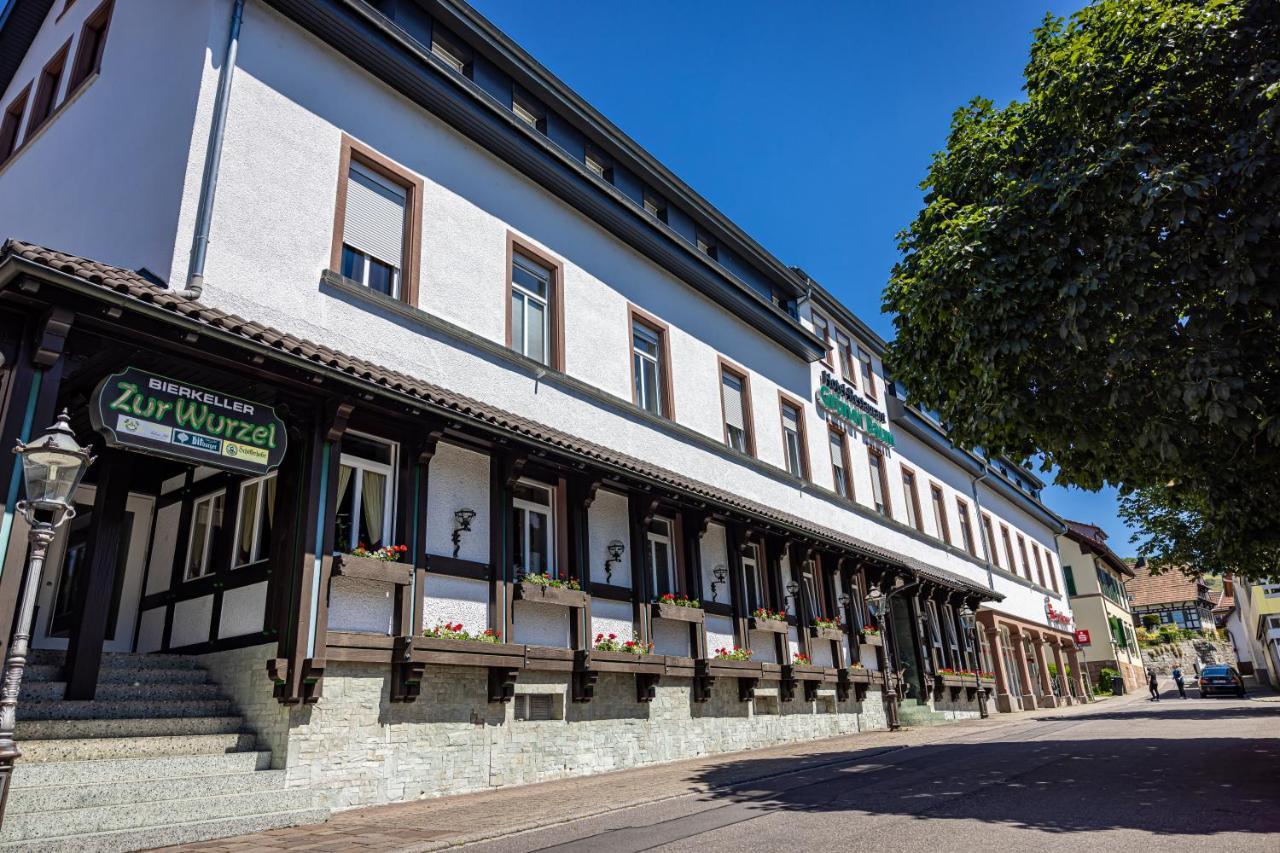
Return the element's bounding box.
[970,465,994,589]
[181,0,245,299]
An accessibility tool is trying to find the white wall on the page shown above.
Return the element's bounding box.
[587,490,630,587]
[425,441,490,564]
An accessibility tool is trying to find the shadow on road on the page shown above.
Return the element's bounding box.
[685,720,1280,836]
[1034,702,1280,723]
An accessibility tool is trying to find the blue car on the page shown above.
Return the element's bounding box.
[1198,664,1246,698]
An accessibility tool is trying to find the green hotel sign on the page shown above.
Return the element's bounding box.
[90,367,287,475]
[817,371,894,447]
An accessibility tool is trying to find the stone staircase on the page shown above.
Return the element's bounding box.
[0,650,326,852]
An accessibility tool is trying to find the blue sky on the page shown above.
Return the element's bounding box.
[468,0,1137,552]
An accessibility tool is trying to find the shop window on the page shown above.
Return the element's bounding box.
[184,491,225,581]
[720,363,753,455]
[513,480,556,577]
[232,473,276,567]
[334,433,396,554]
[647,517,676,598]
[780,397,808,479]
[68,0,113,94]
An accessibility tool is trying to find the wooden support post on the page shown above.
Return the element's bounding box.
[565,476,598,653]
[63,449,131,700]
[764,534,788,664]
[489,449,525,645]
[725,522,749,649]
[678,510,708,660]
[628,493,658,649]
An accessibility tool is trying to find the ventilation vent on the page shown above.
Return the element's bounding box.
[514,693,557,722]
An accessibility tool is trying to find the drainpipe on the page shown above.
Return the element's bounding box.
[181,0,245,299]
[970,465,995,589]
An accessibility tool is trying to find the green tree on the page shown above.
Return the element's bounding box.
[883,0,1280,581]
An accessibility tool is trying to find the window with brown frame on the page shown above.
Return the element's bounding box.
[930,483,950,545]
[867,447,891,517]
[1032,543,1048,588]
[0,84,30,166]
[857,346,877,400]
[719,359,754,456]
[901,466,923,531]
[828,428,852,499]
[68,0,113,94]
[779,394,809,480]
[982,514,999,567]
[330,135,423,307]
[956,498,976,556]
[1017,533,1032,581]
[506,235,565,370]
[1000,524,1017,576]
[811,311,832,365]
[629,306,673,418]
[25,39,71,143]
[1044,550,1061,594]
[835,330,856,386]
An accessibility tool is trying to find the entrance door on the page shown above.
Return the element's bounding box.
[33,485,154,652]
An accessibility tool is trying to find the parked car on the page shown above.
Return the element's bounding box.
[1198,665,1246,698]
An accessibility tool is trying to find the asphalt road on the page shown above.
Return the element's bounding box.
[464,691,1280,853]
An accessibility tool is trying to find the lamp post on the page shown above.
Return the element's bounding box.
[865,584,899,730]
[0,411,93,821]
[958,603,989,719]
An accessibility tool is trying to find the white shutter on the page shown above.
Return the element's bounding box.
[722,374,745,431]
[343,161,406,268]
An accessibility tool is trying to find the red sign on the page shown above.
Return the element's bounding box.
[1075,629,1091,646]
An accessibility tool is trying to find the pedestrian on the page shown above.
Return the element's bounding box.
[1147,669,1160,701]
[1172,665,1186,699]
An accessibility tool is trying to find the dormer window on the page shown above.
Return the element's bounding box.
[513,87,546,134]
[585,145,613,182]
[643,189,668,223]
[431,27,472,77]
[695,231,718,261]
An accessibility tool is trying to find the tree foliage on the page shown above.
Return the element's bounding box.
[883,0,1280,580]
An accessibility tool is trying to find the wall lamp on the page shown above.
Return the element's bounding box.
[710,564,728,602]
[604,539,625,584]
[452,507,476,558]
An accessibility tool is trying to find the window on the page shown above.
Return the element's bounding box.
[232,474,276,567]
[857,347,877,400]
[512,87,546,133]
[630,311,671,417]
[780,397,808,479]
[1017,534,1032,581]
[956,499,976,557]
[642,188,668,223]
[867,448,890,517]
[430,26,472,76]
[334,433,396,554]
[696,230,718,260]
[68,0,113,93]
[835,331,856,384]
[184,491,225,581]
[829,429,851,499]
[513,480,555,577]
[742,543,764,612]
[901,467,923,531]
[648,517,676,597]
[513,693,557,721]
[719,362,753,455]
[0,84,29,166]
[983,515,1000,567]
[1063,564,1077,597]
[332,137,422,305]
[811,312,831,363]
[26,39,70,142]
[584,145,613,182]
[1044,550,1060,593]
[930,484,950,544]
[1031,544,1047,588]
[1001,525,1017,576]
[942,603,962,666]
[924,600,945,668]
[510,252,551,363]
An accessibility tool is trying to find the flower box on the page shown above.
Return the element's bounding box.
[860,631,884,647]
[939,673,974,688]
[652,600,705,623]
[784,663,826,682]
[703,657,763,678]
[516,579,587,608]
[587,650,666,675]
[749,616,788,634]
[331,553,413,585]
[842,666,873,684]
[411,636,526,670]
[810,625,844,642]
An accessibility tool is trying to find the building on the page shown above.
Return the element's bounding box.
[1126,561,1215,632]
[1056,520,1143,691]
[0,0,1082,846]
[1233,577,1280,686]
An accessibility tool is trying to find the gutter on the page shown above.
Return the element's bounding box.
[181,0,245,298]
[971,467,995,589]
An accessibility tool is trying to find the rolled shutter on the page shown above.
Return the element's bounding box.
[344,160,406,268]
[722,373,745,432]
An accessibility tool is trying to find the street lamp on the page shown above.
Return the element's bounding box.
[958,603,989,719]
[0,410,93,820]
[865,585,902,731]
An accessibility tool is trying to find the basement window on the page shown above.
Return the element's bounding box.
[514,693,560,721]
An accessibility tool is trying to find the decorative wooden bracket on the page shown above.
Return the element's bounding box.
[803,680,820,703]
[324,400,356,443]
[779,667,799,703]
[488,666,519,703]
[300,658,326,703]
[693,659,715,702]
[836,669,851,703]
[266,658,292,703]
[32,307,74,368]
[503,454,530,488]
[737,676,759,703]
[636,672,661,703]
[572,650,598,703]
[390,636,427,702]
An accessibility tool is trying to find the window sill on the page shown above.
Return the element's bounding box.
[0,71,98,181]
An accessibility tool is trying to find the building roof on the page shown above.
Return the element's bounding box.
[1211,589,1234,616]
[1063,519,1134,577]
[0,239,1002,602]
[1124,560,1202,609]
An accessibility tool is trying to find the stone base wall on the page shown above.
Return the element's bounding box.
[198,643,293,768]
[1085,659,1145,692]
[1140,637,1237,677]
[278,662,888,811]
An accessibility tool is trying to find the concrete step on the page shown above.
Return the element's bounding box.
[18,715,244,740]
[17,698,234,720]
[12,749,272,787]
[19,732,256,763]
[24,663,209,685]
[7,769,288,814]
[27,650,202,670]
[0,806,329,851]
[0,787,318,841]
[20,680,223,701]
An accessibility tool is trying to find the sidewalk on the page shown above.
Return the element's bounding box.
[161,697,1119,852]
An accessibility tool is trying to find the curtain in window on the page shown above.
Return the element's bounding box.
[361,469,386,548]
[237,481,259,563]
